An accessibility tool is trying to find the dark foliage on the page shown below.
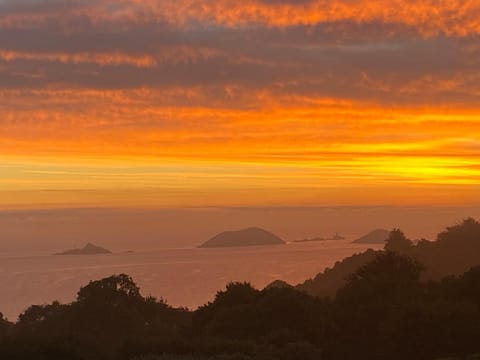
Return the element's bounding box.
[296,248,379,297]
[297,218,480,298]
[4,274,191,360]
[384,228,414,253]
[0,312,12,340]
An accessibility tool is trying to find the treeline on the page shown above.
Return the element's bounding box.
[298,218,480,297]
[1,219,480,360]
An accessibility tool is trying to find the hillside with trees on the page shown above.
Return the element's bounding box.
[297,218,480,298]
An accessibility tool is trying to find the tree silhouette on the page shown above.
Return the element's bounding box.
[77,273,142,303]
[384,229,413,254]
[0,312,10,338]
[420,218,480,276]
[331,252,426,359]
[344,251,424,288]
[213,282,259,307]
[437,218,480,246]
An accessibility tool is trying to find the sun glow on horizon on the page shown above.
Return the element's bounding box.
[1,1,480,208]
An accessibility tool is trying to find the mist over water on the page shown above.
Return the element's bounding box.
[0,240,379,320]
[1,206,479,253]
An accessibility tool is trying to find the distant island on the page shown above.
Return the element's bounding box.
[199,227,285,248]
[352,229,390,244]
[55,243,112,255]
[292,233,345,243]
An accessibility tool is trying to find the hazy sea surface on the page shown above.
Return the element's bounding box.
[0,240,380,320]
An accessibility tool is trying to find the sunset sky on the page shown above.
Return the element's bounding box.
[1,0,480,209]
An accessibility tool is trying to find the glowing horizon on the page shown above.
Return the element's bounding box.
[1,0,480,208]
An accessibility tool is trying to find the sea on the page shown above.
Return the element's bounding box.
[0,240,380,321]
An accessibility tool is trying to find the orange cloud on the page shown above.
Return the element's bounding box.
[153,0,480,36]
[2,1,480,209]
[2,0,480,37]
[2,89,480,164]
[0,46,226,67]
[79,0,479,38]
[0,50,156,68]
